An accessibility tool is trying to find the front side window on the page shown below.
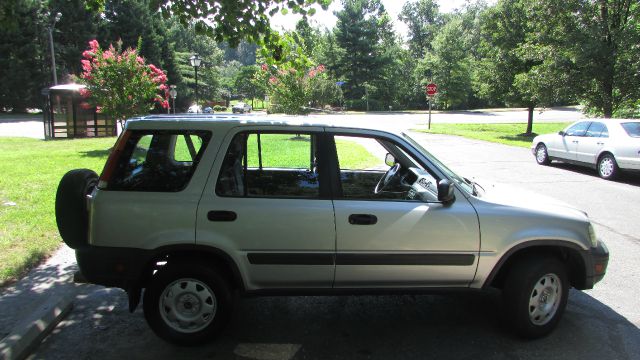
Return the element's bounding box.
[565,122,591,136]
[107,130,211,192]
[216,132,320,198]
[334,135,432,201]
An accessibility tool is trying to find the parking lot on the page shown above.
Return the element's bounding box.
[25,128,640,360]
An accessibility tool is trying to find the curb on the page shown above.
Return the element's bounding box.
[0,294,73,360]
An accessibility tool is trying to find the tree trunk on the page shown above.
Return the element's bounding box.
[525,106,534,135]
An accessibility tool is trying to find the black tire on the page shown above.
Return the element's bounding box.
[597,153,619,180]
[143,263,233,346]
[535,143,551,165]
[502,256,568,339]
[55,169,98,249]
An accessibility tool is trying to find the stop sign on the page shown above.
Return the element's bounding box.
[426,83,437,96]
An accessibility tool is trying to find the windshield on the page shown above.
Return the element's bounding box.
[621,122,640,138]
[401,132,474,195]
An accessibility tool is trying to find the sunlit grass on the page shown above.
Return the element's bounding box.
[415,122,571,147]
[0,137,115,285]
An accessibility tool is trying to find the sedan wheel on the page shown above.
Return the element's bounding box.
[597,154,619,180]
[535,144,551,165]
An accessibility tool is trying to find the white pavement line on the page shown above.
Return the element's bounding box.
[0,294,73,360]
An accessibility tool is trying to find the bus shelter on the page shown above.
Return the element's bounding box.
[43,84,117,139]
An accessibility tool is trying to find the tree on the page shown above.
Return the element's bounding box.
[535,0,640,118]
[333,0,394,109]
[0,0,48,111]
[77,39,168,125]
[84,0,332,52]
[425,17,474,110]
[398,0,442,58]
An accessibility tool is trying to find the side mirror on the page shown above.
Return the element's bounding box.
[385,153,396,167]
[437,179,455,204]
[558,130,566,136]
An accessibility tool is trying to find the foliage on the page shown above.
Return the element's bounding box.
[260,63,330,114]
[84,0,332,53]
[399,0,443,58]
[0,0,48,111]
[77,39,168,124]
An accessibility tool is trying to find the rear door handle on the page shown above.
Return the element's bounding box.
[348,214,377,225]
[208,211,237,222]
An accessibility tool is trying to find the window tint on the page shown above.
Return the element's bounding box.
[586,122,608,137]
[621,122,640,138]
[334,135,423,201]
[216,132,320,198]
[107,130,211,192]
[565,122,591,136]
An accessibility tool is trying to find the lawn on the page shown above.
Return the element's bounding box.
[0,135,378,286]
[0,137,115,285]
[415,122,571,148]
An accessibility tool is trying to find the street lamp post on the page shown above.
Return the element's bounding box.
[189,54,202,113]
[48,12,62,85]
[169,85,177,114]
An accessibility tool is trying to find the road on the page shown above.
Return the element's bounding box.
[1,107,584,140]
[27,120,640,359]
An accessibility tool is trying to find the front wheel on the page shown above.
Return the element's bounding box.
[535,144,551,165]
[597,154,619,180]
[143,263,233,345]
[502,256,568,339]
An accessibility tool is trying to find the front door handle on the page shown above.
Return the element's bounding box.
[348,214,377,225]
[208,210,237,222]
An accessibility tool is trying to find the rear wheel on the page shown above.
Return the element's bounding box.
[503,256,568,339]
[143,263,233,345]
[535,144,551,165]
[597,153,619,180]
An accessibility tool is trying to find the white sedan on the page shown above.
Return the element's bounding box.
[532,119,640,180]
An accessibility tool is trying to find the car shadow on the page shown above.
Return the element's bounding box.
[31,287,640,359]
[551,161,640,187]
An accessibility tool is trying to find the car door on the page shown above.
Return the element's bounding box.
[576,122,608,164]
[555,121,591,161]
[327,130,480,288]
[196,127,336,290]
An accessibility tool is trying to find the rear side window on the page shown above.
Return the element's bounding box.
[621,122,640,138]
[105,130,211,192]
[586,122,608,137]
[216,132,320,198]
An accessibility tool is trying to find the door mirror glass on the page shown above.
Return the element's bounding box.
[384,153,395,167]
[558,130,565,136]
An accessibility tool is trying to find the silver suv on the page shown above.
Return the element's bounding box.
[55,115,609,345]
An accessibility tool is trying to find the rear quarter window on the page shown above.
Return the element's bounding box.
[621,122,640,138]
[106,130,211,192]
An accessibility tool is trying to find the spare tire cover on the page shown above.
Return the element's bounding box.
[55,169,98,249]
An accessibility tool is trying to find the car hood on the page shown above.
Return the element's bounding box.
[474,181,588,222]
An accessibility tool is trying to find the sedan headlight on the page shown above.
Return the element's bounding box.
[588,223,599,248]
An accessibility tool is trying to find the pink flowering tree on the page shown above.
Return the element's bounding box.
[259,63,332,115]
[77,39,168,127]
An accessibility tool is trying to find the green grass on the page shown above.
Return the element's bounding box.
[415,122,570,148]
[0,137,115,285]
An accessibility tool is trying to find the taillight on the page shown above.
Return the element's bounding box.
[98,130,131,189]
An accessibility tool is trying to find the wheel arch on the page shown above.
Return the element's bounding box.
[483,241,588,291]
[139,244,245,292]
